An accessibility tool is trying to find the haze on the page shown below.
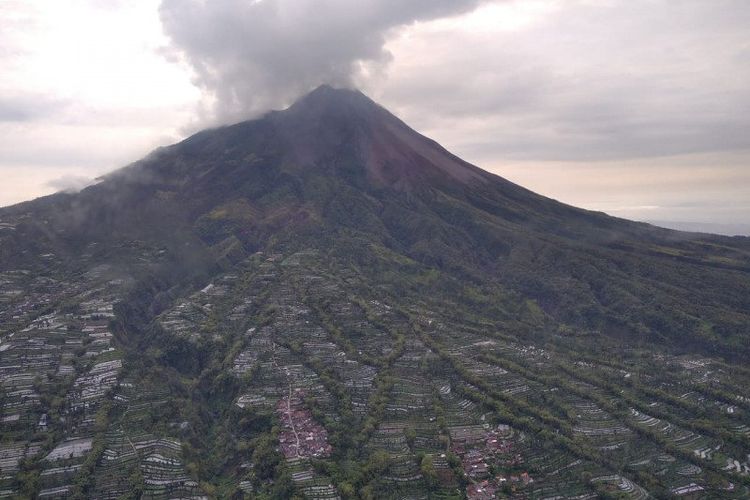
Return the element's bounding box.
[1,0,748,234]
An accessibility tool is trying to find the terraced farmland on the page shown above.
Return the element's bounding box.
[1,248,749,499]
[2,247,749,499]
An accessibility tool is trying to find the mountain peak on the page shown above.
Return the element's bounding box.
[282,84,382,124]
[273,86,489,190]
[295,84,371,104]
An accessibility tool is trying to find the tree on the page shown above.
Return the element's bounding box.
[420,455,438,490]
[338,481,356,499]
[404,427,417,449]
[252,435,280,480]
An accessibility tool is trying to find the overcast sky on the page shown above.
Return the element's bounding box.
[1,0,749,233]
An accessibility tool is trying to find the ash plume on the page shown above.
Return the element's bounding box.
[158,0,485,125]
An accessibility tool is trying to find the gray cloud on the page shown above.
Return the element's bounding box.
[158,0,485,124]
[377,0,750,163]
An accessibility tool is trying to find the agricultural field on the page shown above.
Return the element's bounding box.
[4,247,747,499]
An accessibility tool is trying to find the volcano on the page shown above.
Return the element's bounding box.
[1,86,749,498]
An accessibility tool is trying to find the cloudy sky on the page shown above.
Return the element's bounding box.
[2,0,749,233]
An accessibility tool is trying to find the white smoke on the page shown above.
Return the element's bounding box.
[158,0,486,124]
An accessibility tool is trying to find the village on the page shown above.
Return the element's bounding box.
[276,389,332,460]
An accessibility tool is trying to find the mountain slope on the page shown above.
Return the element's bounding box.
[1,86,749,498]
[3,85,749,355]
